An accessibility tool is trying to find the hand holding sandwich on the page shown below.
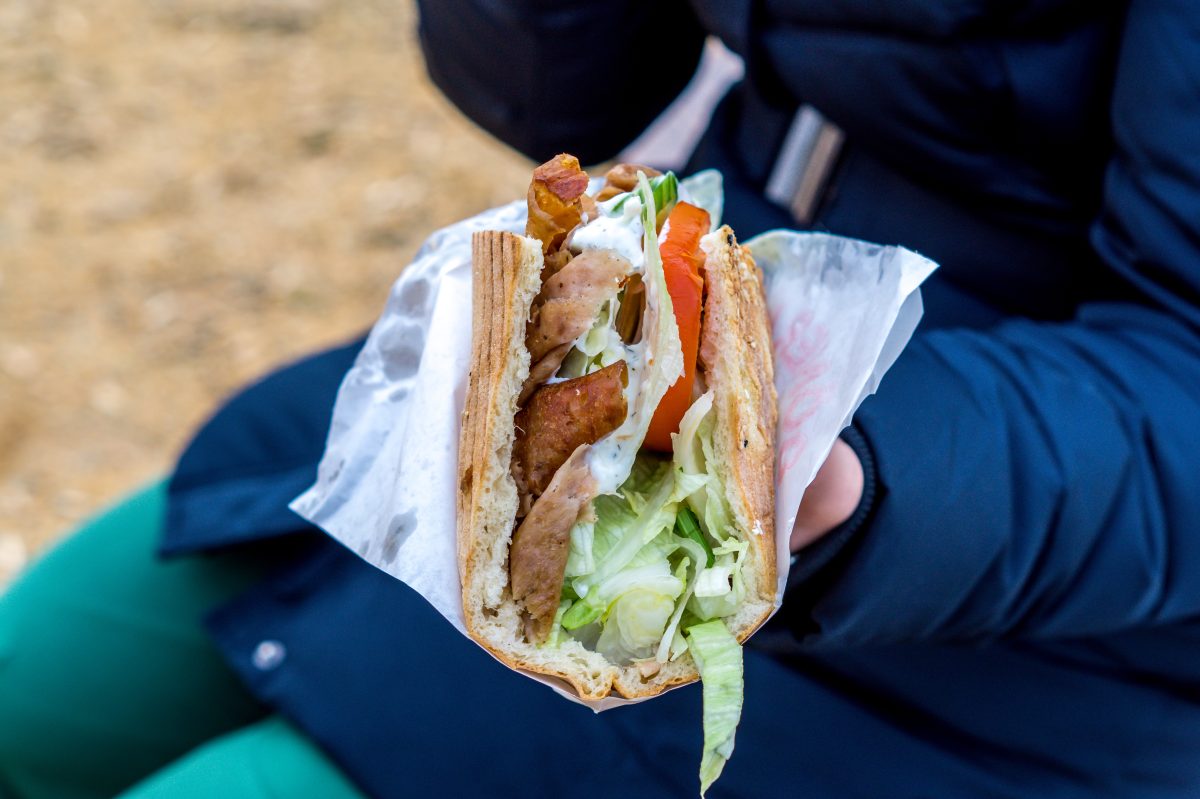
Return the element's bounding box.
[790,438,863,552]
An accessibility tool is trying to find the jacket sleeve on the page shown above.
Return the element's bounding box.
[415,0,706,165]
[786,0,1200,648]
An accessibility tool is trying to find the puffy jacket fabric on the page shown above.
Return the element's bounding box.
[164,1,1200,795]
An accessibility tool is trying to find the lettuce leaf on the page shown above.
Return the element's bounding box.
[574,466,676,598]
[566,555,685,642]
[564,518,596,579]
[597,587,679,662]
[694,554,737,598]
[557,298,626,380]
[601,172,679,222]
[560,451,716,651]
[655,535,705,663]
[675,506,714,568]
[672,392,740,552]
[621,455,670,496]
[686,620,744,797]
[689,539,748,621]
[652,172,680,228]
[542,600,573,647]
[591,493,635,563]
[673,390,714,482]
[696,418,735,544]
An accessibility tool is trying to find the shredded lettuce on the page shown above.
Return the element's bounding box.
[655,538,704,664]
[562,460,682,637]
[672,392,738,549]
[573,458,701,595]
[686,620,744,797]
[621,454,670,496]
[673,390,714,481]
[574,466,675,597]
[542,600,573,647]
[694,554,736,598]
[675,506,714,568]
[557,298,627,380]
[602,172,679,222]
[689,539,748,621]
[652,172,680,227]
[568,557,685,651]
[673,390,748,797]
[564,518,595,579]
[597,587,678,662]
[540,167,748,797]
[696,418,735,544]
[560,453,721,657]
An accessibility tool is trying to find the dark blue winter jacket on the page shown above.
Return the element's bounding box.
[163,1,1200,796]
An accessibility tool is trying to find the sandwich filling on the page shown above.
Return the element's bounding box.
[507,155,748,793]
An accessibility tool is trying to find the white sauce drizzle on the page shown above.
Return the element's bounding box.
[568,199,645,272]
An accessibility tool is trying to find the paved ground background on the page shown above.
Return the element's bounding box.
[0,0,533,583]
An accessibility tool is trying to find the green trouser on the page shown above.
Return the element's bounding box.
[0,482,367,799]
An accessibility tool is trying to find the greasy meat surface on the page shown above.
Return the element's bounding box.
[526,154,588,255]
[613,273,644,344]
[513,360,628,501]
[596,162,661,201]
[518,342,572,406]
[527,249,630,363]
[510,445,597,642]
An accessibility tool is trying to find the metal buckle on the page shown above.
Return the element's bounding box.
[765,105,845,226]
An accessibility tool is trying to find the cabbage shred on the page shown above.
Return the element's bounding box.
[538,170,748,796]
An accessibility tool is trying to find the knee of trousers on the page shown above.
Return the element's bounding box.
[0,593,50,790]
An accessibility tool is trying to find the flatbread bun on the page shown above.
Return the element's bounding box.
[457,226,777,700]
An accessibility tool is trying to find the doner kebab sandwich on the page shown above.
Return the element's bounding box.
[458,154,777,792]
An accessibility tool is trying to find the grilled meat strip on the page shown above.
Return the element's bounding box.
[513,360,628,508]
[509,445,598,642]
[526,154,588,258]
[521,249,630,402]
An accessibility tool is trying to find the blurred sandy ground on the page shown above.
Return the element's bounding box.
[0,0,534,582]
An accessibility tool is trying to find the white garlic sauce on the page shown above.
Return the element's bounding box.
[563,193,660,495]
[568,197,646,272]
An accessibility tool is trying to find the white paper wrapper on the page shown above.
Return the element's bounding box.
[291,190,937,710]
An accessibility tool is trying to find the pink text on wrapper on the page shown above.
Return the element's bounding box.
[773,309,831,484]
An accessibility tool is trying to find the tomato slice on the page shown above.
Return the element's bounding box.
[643,201,710,453]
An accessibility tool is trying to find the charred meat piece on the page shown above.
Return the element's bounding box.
[519,342,572,407]
[510,445,597,642]
[613,273,645,345]
[526,249,630,364]
[526,154,589,256]
[513,360,628,502]
[540,248,573,283]
[596,163,662,201]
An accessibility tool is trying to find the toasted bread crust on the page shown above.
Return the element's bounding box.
[698,226,778,642]
[457,228,777,700]
[458,231,541,606]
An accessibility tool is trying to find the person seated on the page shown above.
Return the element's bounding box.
[3,2,1199,797]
